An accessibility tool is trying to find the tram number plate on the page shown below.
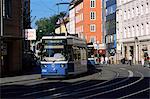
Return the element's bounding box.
[42,69,47,72]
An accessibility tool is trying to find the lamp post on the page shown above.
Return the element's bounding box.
[135,37,139,64]
[0,0,3,67]
[0,0,3,37]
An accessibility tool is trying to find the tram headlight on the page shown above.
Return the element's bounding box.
[61,64,65,68]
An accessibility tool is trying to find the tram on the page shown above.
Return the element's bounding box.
[40,34,88,78]
[87,43,96,66]
[87,43,96,71]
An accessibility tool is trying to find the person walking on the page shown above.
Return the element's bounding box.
[129,55,132,66]
[105,56,109,65]
[101,57,104,64]
[141,57,145,66]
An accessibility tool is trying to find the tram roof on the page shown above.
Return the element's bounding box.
[42,35,87,46]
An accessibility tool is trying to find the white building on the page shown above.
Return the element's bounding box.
[69,4,76,34]
[116,0,150,64]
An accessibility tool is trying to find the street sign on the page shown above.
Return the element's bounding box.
[25,29,36,40]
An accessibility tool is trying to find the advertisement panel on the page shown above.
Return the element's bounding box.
[25,29,36,40]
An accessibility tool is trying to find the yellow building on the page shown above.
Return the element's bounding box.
[55,24,68,34]
[55,17,70,35]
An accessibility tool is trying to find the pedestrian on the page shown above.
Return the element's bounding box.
[101,57,104,64]
[109,57,112,64]
[141,57,145,66]
[105,56,109,65]
[129,55,132,66]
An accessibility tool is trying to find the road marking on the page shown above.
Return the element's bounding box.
[21,80,88,96]
[119,68,126,70]
[120,68,134,77]
[128,70,134,77]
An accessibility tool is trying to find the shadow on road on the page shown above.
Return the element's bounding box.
[1,77,149,99]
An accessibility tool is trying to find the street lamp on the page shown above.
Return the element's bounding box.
[135,37,139,64]
[0,0,3,36]
[0,0,3,67]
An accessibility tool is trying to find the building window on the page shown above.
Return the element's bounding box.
[110,35,113,43]
[146,2,149,14]
[4,0,12,18]
[124,11,127,20]
[90,0,96,8]
[90,24,96,32]
[132,26,135,37]
[90,11,96,20]
[90,36,96,43]
[146,22,149,35]
[141,5,144,15]
[141,23,144,36]
[127,26,130,38]
[128,9,130,19]
[132,8,134,18]
[106,4,116,16]
[136,25,139,36]
[136,6,139,16]
[124,27,127,38]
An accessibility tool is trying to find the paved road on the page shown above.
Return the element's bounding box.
[1,64,150,99]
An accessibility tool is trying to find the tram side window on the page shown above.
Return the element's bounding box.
[73,48,77,60]
[80,48,83,60]
[83,49,87,60]
[78,48,81,59]
[68,46,73,61]
[73,47,80,60]
[80,48,87,60]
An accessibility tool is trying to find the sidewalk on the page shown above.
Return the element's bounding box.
[0,74,41,84]
[97,63,145,67]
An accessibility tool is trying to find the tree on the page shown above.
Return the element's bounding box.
[35,12,67,40]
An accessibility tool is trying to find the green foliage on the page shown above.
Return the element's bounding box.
[35,12,67,40]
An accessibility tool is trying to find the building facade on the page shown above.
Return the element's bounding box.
[69,0,103,44]
[0,0,24,76]
[69,2,76,35]
[23,0,31,29]
[105,0,117,63]
[116,0,150,64]
[55,17,70,34]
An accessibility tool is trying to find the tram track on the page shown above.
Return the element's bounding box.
[20,70,104,97]
[20,68,116,98]
[52,68,146,99]
[51,68,133,98]
[84,71,145,99]
[118,87,150,99]
[50,68,120,98]
[2,66,149,99]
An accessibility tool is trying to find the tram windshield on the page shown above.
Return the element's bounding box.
[42,39,67,62]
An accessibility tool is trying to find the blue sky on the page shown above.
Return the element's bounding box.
[31,0,71,28]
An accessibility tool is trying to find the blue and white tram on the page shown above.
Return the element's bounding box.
[41,35,87,78]
[87,43,96,66]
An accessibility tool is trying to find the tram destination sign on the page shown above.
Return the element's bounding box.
[44,39,66,45]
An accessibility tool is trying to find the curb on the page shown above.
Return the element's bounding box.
[0,74,41,84]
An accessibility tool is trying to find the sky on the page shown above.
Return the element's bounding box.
[31,0,71,28]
